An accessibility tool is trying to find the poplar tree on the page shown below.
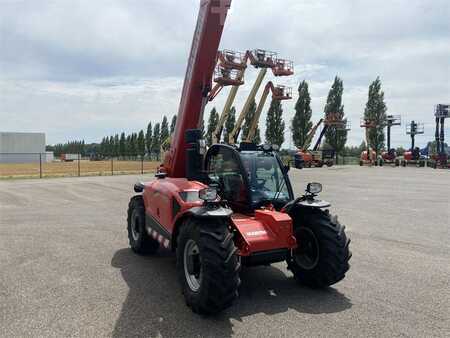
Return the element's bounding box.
[146,122,153,156]
[265,99,285,148]
[119,132,126,158]
[170,115,177,134]
[292,80,313,149]
[137,130,146,157]
[324,76,348,161]
[160,116,169,145]
[223,107,236,144]
[130,133,137,158]
[242,100,261,144]
[206,107,219,146]
[364,77,387,156]
[114,134,119,157]
[152,123,161,160]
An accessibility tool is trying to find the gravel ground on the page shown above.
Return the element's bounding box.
[0,166,449,337]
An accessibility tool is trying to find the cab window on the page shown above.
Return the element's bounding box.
[207,147,248,208]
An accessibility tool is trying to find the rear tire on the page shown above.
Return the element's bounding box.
[287,209,351,288]
[127,196,159,255]
[176,218,240,314]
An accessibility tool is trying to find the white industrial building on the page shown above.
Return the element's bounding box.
[0,132,47,163]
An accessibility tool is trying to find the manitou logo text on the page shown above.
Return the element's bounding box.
[246,230,267,237]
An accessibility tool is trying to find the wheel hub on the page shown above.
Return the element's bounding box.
[293,227,320,270]
[184,239,202,292]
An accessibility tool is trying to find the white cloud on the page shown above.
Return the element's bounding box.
[0,0,449,147]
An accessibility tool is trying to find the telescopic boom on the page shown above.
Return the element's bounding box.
[163,0,232,177]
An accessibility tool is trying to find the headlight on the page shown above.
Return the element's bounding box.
[306,182,322,194]
[199,187,218,202]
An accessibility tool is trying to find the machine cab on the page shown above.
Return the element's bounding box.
[205,144,294,212]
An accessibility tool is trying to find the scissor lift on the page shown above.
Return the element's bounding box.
[380,115,401,166]
[429,104,449,169]
[402,121,425,167]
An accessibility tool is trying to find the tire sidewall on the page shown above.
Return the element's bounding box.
[127,196,159,254]
[176,221,204,306]
[288,208,350,288]
[128,198,145,250]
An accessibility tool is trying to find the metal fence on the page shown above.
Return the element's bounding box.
[0,153,160,179]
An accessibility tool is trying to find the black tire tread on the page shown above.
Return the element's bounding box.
[127,195,159,255]
[288,209,351,288]
[177,218,240,314]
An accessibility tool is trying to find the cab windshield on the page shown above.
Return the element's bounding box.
[240,151,291,207]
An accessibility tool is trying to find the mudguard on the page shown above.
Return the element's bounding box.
[282,197,331,214]
[188,205,233,218]
[297,199,331,209]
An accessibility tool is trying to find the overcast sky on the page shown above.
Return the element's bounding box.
[1,0,449,148]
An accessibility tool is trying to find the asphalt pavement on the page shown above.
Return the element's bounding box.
[0,166,449,337]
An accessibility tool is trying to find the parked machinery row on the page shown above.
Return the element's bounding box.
[294,113,350,169]
[357,104,449,169]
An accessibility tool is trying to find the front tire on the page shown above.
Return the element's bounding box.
[176,218,240,314]
[127,196,159,255]
[287,209,351,288]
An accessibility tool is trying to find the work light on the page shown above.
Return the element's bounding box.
[199,187,218,202]
[306,182,322,194]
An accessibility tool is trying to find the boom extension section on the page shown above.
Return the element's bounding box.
[245,83,292,142]
[228,50,294,144]
[212,50,248,143]
[209,50,247,101]
[301,118,324,150]
[229,68,269,144]
[313,112,349,151]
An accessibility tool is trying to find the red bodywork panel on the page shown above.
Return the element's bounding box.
[142,180,297,255]
[143,178,206,234]
[381,151,396,161]
[403,151,414,161]
[360,150,376,162]
[232,211,296,256]
[298,151,313,163]
[163,0,232,178]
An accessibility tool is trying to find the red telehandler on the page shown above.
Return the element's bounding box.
[127,0,351,314]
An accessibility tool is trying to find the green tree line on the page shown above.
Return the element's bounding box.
[48,76,403,161]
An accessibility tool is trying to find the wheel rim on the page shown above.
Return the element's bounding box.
[183,239,202,292]
[293,227,320,270]
[131,212,140,242]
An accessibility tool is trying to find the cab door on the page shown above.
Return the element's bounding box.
[205,145,250,213]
